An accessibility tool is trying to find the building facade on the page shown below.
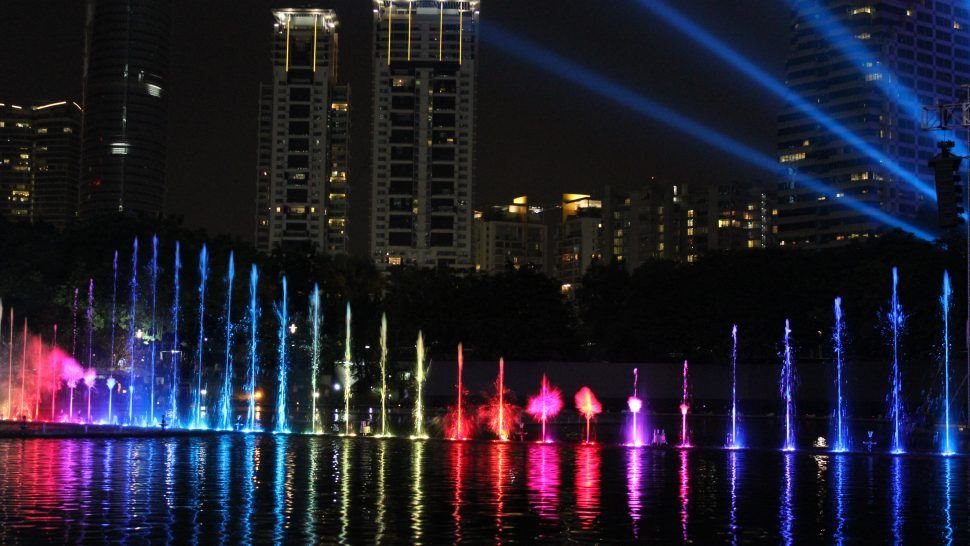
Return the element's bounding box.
[79,0,171,219]
[0,104,33,221]
[255,9,350,254]
[557,194,602,286]
[371,0,480,269]
[0,101,82,226]
[776,0,970,246]
[473,196,548,274]
[32,102,83,228]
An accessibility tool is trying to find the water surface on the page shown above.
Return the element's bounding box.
[0,435,964,543]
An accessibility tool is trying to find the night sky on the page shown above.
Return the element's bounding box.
[0,1,790,254]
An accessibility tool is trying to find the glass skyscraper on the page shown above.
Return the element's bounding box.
[776,0,970,246]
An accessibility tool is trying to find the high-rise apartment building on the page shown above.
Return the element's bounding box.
[0,104,33,221]
[684,181,772,262]
[32,101,83,228]
[255,9,349,254]
[557,194,602,286]
[79,0,171,219]
[776,1,970,246]
[602,182,686,269]
[0,101,82,226]
[473,196,548,274]
[371,0,480,269]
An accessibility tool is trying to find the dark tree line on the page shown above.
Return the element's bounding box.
[0,218,963,385]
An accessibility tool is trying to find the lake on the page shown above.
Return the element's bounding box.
[0,435,964,543]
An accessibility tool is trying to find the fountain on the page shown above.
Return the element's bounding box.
[127,237,138,425]
[574,386,602,444]
[170,242,181,427]
[479,357,518,441]
[148,235,159,425]
[627,368,643,447]
[309,283,320,433]
[19,319,26,418]
[343,302,353,436]
[83,367,95,423]
[497,358,506,441]
[379,313,388,436]
[218,252,235,431]
[71,287,78,359]
[246,265,259,432]
[110,251,118,371]
[527,374,563,443]
[780,320,796,451]
[274,275,289,433]
[832,298,849,453]
[106,376,117,424]
[412,331,427,439]
[679,360,691,448]
[86,279,94,422]
[193,244,208,429]
[940,271,955,455]
[49,325,56,421]
[727,325,743,449]
[887,267,905,454]
[448,343,468,440]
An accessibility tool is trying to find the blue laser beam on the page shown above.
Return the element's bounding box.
[481,23,936,241]
[788,0,968,160]
[638,0,937,201]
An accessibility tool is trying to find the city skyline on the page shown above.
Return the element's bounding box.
[0,0,789,255]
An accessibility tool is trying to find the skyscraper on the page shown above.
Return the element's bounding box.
[775,1,970,246]
[79,0,171,219]
[371,0,480,269]
[255,9,350,254]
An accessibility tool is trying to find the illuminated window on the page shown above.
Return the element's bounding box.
[855,32,871,40]
[37,128,48,134]
[955,21,962,29]
[779,152,806,163]
[865,72,882,81]
[851,7,872,15]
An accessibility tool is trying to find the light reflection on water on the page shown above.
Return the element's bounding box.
[0,436,965,543]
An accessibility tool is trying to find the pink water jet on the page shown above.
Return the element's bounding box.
[574,386,602,444]
[627,368,644,447]
[447,343,469,440]
[527,374,563,443]
[679,360,691,448]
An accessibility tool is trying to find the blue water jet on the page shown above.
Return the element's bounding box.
[170,242,181,427]
[275,276,289,433]
[127,237,139,425]
[940,271,955,455]
[193,245,209,429]
[219,252,235,431]
[780,320,797,451]
[727,324,743,449]
[832,297,849,453]
[110,250,118,368]
[310,283,321,433]
[148,235,159,425]
[246,264,259,432]
[888,267,906,454]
